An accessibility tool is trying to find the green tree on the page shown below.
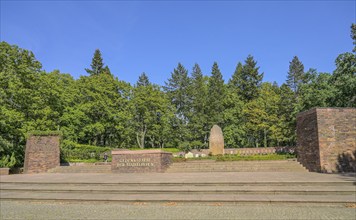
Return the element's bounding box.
[72,73,131,146]
[299,69,334,110]
[286,56,305,94]
[164,63,191,144]
[0,42,43,166]
[85,49,107,76]
[133,74,174,148]
[238,56,264,102]
[188,63,209,146]
[137,72,151,87]
[207,62,225,127]
[329,24,356,107]
[277,84,298,146]
[228,62,244,97]
[243,83,281,148]
[223,84,245,148]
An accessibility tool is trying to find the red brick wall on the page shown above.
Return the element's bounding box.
[24,135,60,174]
[297,108,356,173]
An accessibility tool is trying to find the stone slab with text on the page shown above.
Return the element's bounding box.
[111,150,172,173]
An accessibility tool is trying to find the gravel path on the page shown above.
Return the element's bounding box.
[1,201,355,220]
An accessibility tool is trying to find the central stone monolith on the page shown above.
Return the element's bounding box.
[209,125,224,155]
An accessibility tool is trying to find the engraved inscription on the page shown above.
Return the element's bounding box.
[116,158,154,167]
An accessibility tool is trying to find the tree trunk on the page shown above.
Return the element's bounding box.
[264,129,267,148]
[136,125,147,149]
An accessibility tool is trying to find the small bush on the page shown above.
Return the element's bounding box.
[0,152,17,168]
[190,141,206,151]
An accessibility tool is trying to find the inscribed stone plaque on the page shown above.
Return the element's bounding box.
[111,150,172,173]
[24,135,60,174]
[209,125,224,155]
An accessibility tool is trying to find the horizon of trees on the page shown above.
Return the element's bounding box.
[1,24,355,167]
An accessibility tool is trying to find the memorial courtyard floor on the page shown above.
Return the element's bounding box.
[1,172,355,219]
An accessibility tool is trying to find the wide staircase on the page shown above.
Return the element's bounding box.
[1,173,355,204]
[166,159,307,172]
[1,160,355,204]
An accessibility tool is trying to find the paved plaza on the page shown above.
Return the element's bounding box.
[1,200,356,220]
[1,172,355,219]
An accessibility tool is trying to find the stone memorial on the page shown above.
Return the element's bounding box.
[297,108,356,173]
[24,134,60,174]
[209,125,224,155]
[111,149,172,173]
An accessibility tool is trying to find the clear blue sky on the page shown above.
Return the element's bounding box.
[1,1,355,86]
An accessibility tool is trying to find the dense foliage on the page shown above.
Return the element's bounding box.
[0,25,355,166]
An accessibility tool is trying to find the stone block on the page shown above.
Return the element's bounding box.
[0,168,10,175]
[297,108,356,173]
[209,125,224,155]
[24,135,60,174]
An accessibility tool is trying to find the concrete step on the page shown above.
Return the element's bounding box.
[1,183,355,195]
[48,165,111,173]
[1,191,354,203]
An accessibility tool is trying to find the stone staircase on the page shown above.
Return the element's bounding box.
[166,159,308,172]
[48,164,111,173]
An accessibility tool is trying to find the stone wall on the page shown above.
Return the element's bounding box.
[24,135,60,174]
[297,108,356,173]
[173,147,295,157]
[111,150,172,173]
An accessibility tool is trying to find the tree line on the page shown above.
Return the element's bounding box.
[0,24,355,166]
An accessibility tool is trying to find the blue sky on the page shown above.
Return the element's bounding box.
[1,1,355,86]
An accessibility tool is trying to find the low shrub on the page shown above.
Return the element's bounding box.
[61,140,112,163]
[0,152,17,168]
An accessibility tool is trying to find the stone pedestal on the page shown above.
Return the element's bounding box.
[24,135,60,174]
[209,125,224,155]
[111,150,172,173]
[297,108,356,173]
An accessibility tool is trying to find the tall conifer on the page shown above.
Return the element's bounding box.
[85,49,104,76]
[207,62,225,127]
[286,56,305,94]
